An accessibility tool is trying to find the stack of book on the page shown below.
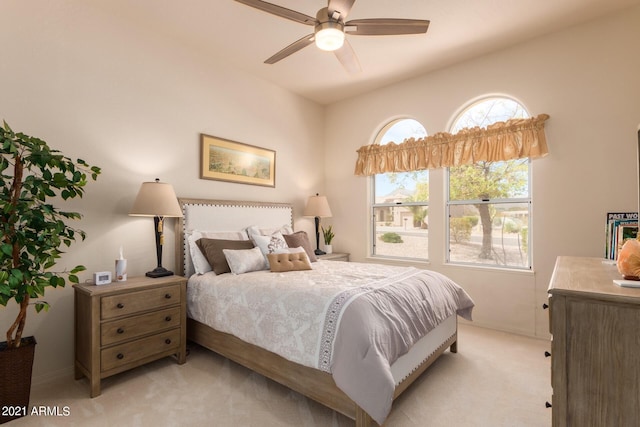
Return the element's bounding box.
[605,212,638,260]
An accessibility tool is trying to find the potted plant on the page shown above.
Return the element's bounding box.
[322,225,335,254]
[0,121,100,423]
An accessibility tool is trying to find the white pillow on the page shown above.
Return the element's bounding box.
[223,247,268,274]
[250,231,289,259]
[246,224,294,236]
[187,230,249,275]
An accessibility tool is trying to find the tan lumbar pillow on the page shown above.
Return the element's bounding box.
[267,252,312,272]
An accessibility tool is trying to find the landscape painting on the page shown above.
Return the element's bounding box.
[200,134,275,187]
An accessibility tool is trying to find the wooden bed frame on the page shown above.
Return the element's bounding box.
[174,198,457,427]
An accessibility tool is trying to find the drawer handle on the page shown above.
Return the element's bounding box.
[164,293,172,299]
[542,303,549,310]
[165,316,172,322]
[545,402,552,408]
[117,303,125,309]
[544,351,551,358]
[117,353,124,360]
[165,338,172,345]
[117,328,125,334]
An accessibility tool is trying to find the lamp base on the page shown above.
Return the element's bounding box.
[146,267,174,278]
[314,249,326,256]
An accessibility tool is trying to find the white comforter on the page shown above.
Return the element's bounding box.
[187,260,474,424]
[188,260,416,370]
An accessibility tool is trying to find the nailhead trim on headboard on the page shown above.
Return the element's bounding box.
[175,198,294,277]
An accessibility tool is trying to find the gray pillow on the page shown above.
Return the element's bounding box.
[283,231,317,262]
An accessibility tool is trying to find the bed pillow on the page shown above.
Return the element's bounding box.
[196,238,255,275]
[188,233,212,275]
[283,231,317,262]
[223,247,268,274]
[272,246,306,255]
[246,224,294,236]
[267,251,312,272]
[187,230,249,275]
[249,231,289,258]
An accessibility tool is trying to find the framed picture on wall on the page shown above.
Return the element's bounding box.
[200,134,276,187]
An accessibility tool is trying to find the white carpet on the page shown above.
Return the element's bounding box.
[10,324,552,426]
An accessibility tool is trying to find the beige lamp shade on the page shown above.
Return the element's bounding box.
[129,179,182,217]
[304,194,332,218]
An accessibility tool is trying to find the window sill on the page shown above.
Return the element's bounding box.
[365,256,431,268]
[365,256,536,275]
[443,262,535,275]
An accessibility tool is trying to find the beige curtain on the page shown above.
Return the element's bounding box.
[354,113,550,176]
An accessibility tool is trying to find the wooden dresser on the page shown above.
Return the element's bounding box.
[548,256,640,426]
[74,275,187,397]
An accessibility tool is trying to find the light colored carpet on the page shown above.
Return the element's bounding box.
[11,324,552,426]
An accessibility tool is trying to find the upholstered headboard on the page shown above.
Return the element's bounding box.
[174,198,293,277]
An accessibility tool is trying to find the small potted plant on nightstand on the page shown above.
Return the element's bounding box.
[322,225,335,254]
[0,121,100,423]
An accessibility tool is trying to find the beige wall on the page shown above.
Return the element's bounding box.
[2,2,639,383]
[325,6,640,338]
[0,3,324,382]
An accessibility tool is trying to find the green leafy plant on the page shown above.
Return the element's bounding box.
[380,232,403,243]
[322,225,335,245]
[0,121,100,348]
[450,216,476,243]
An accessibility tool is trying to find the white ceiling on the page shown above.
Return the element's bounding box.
[95,0,639,105]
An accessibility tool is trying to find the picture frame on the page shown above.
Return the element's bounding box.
[200,134,276,187]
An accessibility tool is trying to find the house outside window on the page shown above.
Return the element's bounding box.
[446,97,532,269]
[371,119,429,261]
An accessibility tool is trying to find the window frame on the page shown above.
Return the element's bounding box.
[445,97,533,270]
[369,118,429,262]
[445,184,533,270]
[371,197,429,262]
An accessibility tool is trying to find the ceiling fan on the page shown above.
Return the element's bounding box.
[235,0,430,73]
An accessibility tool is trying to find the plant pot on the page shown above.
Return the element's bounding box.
[0,336,36,424]
[324,244,333,254]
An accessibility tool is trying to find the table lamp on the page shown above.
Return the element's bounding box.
[129,179,182,277]
[304,193,332,255]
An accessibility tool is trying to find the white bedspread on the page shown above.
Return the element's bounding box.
[187,261,473,372]
[188,260,420,370]
[188,260,475,424]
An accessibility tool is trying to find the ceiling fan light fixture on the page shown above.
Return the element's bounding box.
[238,0,430,72]
[315,22,344,51]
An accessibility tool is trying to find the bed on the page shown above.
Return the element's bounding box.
[174,198,474,426]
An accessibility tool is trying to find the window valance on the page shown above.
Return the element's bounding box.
[354,113,550,176]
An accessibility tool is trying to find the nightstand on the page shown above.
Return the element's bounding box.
[74,275,187,397]
[318,252,350,262]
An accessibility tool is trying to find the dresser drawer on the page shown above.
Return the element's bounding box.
[101,307,181,346]
[101,329,181,372]
[75,275,187,397]
[101,284,181,319]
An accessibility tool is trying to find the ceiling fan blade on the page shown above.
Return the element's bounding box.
[264,34,315,64]
[235,0,315,25]
[334,39,361,74]
[328,0,356,20]
[345,19,430,36]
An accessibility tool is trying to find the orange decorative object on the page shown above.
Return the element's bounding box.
[617,239,640,280]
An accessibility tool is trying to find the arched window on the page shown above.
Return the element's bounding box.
[371,119,429,261]
[447,97,531,269]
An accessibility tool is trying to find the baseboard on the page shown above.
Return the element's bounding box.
[459,318,546,341]
[32,365,75,387]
